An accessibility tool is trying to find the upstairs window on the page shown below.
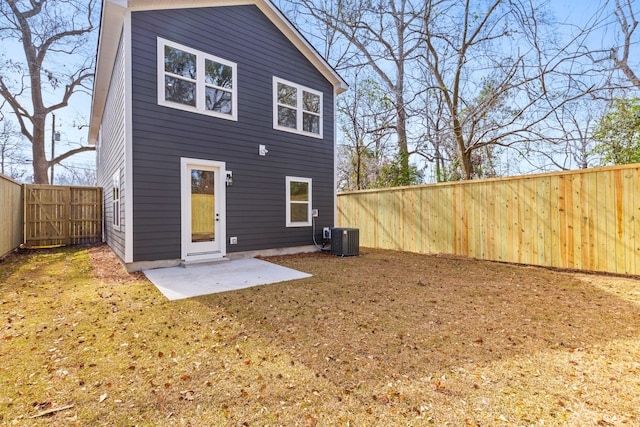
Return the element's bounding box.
[158,38,237,120]
[274,77,323,138]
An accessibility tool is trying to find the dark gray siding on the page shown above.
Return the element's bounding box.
[130,5,335,262]
[97,31,126,261]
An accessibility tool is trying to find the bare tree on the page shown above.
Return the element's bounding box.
[54,163,96,186]
[0,0,97,184]
[0,112,28,180]
[294,0,426,172]
[337,73,396,190]
[608,0,640,90]
[418,0,608,179]
[517,102,602,173]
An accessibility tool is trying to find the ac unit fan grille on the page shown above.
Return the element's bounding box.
[330,227,359,257]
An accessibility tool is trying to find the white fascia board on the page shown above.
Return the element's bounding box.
[254,0,348,94]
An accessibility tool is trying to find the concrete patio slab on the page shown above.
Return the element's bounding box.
[143,258,312,300]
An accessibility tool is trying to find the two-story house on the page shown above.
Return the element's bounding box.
[89,0,347,271]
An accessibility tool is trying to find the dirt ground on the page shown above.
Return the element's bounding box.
[1,244,639,426]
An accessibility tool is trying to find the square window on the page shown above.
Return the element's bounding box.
[274,77,323,138]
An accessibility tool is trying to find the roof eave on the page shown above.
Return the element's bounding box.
[88,0,127,145]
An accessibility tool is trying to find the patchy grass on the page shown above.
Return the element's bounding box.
[1,245,639,426]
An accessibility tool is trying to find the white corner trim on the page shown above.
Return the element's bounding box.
[124,11,134,264]
[333,86,338,227]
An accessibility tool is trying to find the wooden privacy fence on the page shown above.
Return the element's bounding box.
[337,164,640,276]
[24,185,103,247]
[191,194,216,240]
[0,174,23,257]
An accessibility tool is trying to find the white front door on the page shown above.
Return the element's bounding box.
[181,158,226,262]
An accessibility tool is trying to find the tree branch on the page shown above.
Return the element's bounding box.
[50,145,95,166]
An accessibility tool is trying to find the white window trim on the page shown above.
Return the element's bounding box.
[273,77,323,139]
[157,37,237,121]
[286,176,312,227]
[112,170,121,231]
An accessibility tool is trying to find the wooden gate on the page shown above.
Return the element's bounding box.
[24,185,103,247]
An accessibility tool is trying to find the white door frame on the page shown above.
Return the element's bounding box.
[180,157,226,262]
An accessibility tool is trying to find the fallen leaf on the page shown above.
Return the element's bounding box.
[179,390,195,401]
[32,401,52,410]
[304,414,318,426]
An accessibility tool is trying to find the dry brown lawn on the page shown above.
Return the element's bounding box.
[1,245,639,426]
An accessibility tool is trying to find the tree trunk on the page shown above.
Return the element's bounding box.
[460,149,473,180]
[31,116,49,184]
[452,113,473,179]
[396,97,409,170]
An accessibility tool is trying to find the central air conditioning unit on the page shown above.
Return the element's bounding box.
[330,227,359,257]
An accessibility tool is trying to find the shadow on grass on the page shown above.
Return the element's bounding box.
[201,249,640,395]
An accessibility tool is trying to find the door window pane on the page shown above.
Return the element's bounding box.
[191,169,215,243]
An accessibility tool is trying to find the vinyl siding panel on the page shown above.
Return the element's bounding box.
[96,31,126,261]
[130,5,335,262]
